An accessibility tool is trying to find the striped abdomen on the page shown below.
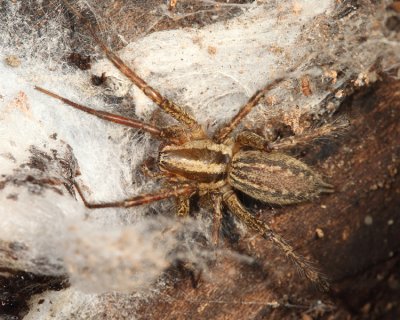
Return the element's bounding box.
[159,140,232,183]
[228,150,333,205]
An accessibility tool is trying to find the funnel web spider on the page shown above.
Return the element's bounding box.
[35,1,335,291]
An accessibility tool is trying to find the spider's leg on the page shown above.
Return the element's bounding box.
[235,120,348,153]
[74,181,196,209]
[213,77,285,143]
[211,194,223,245]
[35,86,181,144]
[235,131,273,152]
[62,0,200,130]
[222,190,330,291]
[272,119,349,151]
[176,196,190,217]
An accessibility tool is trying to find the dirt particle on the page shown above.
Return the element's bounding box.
[361,302,371,314]
[335,90,344,98]
[387,164,398,177]
[337,160,345,168]
[364,215,373,225]
[91,72,107,86]
[326,102,336,112]
[315,228,324,239]
[5,55,21,67]
[300,75,312,96]
[342,227,350,241]
[207,45,217,55]
[6,193,18,201]
[168,0,178,10]
[388,274,399,289]
[324,69,338,84]
[67,52,91,70]
[370,183,378,191]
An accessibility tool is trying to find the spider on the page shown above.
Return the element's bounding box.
[35,1,335,291]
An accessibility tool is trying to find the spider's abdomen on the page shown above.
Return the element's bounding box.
[228,150,333,205]
[159,140,232,183]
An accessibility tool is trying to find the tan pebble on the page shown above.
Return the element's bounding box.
[5,55,21,67]
[207,46,217,55]
[364,215,373,225]
[315,228,324,239]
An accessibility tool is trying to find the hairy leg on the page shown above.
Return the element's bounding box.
[62,0,201,131]
[34,86,184,143]
[213,77,286,144]
[222,190,329,291]
[211,194,223,245]
[272,119,349,151]
[74,181,195,209]
[235,120,348,153]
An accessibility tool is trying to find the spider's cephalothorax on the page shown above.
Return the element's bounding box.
[35,0,336,291]
[159,140,232,184]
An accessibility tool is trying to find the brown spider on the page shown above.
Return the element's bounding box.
[35,1,335,291]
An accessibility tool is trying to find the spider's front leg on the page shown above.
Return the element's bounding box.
[222,189,330,291]
[34,87,203,144]
[62,0,204,136]
[214,77,286,144]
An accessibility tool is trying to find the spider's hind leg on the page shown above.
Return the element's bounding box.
[272,119,349,151]
[222,190,330,291]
